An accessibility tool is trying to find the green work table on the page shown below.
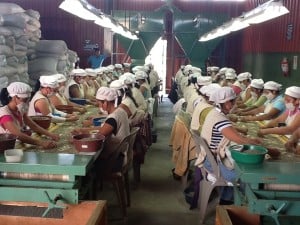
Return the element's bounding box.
[234,161,300,225]
[0,152,95,204]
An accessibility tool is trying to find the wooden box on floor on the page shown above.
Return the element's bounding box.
[215,205,260,225]
[0,200,107,225]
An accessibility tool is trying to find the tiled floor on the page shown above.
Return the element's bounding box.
[98,98,216,225]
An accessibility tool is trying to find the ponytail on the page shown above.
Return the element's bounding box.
[0,88,11,106]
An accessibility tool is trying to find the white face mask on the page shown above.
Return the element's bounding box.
[266,93,275,101]
[240,83,246,91]
[285,102,295,111]
[58,86,65,94]
[250,91,257,99]
[17,102,29,115]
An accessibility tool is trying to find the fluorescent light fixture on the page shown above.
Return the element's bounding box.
[59,0,139,40]
[59,0,98,20]
[242,1,289,24]
[199,0,289,42]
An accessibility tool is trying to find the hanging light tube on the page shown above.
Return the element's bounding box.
[198,0,289,42]
[59,0,99,20]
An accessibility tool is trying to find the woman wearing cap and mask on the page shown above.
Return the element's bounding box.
[135,70,152,99]
[48,74,87,114]
[0,82,59,149]
[120,72,147,112]
[191,87,261,203]
[235,79,267,114]
[239,81,285,122]
[258,86,300,136]
[71,87,130,163]
[64,69,86,99]
[28,75,79,123]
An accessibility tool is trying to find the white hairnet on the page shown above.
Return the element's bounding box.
[70,68,87,77]
[39,75,59,88]
[135,70,148,80]
[285,86,300,99]
[123,63,131,68]
[225,71,237,80]
[7,82,32,98]
[110,79,126,90]
[211,66,219,72]
[96,87,118,101]
[200,83,221,97]
[209,86,236,104]
[53,74,67,83]
[237,72,252,81]
[197,76,212,86]
[115,64,123,69]
[189,72,201,80]
[120,73,136,85]
[250,79,264,89]
[85,68,97,77]
[264,81,282,91]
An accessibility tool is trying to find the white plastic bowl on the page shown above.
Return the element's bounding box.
[4,149,24,163]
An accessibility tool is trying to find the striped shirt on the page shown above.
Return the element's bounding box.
[209,118,232,151]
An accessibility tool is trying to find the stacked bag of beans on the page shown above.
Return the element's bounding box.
[0,2,36,85]
[0,3,78,87]
[28,40,78,85]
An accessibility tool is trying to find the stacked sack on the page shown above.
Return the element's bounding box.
[28,40,78,86]
[0,3,39,85]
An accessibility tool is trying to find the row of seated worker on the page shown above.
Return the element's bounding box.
[0,63,159,154]
[170,63,300,205]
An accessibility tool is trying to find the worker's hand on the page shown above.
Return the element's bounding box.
[49,133,60,141]
[67,115,79,122]
[248,137,263,145]
[257,129,265,137]
[82,119,92,127]
[78,107,87,114]
[285,140,297,153]
[240,116,252,122]
[41,140,57,149]
[71,128,86,135]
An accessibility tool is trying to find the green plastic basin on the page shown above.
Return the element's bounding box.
[229,145,268,165]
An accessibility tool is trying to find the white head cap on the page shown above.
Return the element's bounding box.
[53,74,67,83]
[218,67,228,75]
[264,81,282,91]
[39,75,59,88]
[70,68,87,77]
[225,70,237,80]
[110,79,126,90]
[123,63,131,68]
[115,64,123,69]
[7,82,32,98]
[135,70,148,80]
[285,86,300,99]
[209,86,236,104]
[132,66,145,73]
[197,76,212,86]
[237,72,252,82]
[191,66,202,74]
[85,68,97,77]
[250,79,264,89]
[183,65,193,76]
[96,87,118,101]
[120,73,136,85]
[211,66,220,72]
[200,83,221,97]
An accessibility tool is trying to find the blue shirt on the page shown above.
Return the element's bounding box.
[264,94,286,115]
[88,54,106,69]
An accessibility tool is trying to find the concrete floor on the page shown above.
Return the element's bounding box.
[98,98,216,225]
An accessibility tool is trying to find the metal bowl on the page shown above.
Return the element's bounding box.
[30,116,52,129]
[229,145,268,165]
[72,133,105,153]
[0,133,17,153]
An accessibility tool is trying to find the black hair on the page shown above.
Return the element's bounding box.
[134,83,140,89]
[124,88,138,108]
[0,88,12,105]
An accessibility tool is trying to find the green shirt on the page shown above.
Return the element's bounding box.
[245,95,267,108]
